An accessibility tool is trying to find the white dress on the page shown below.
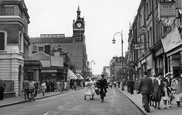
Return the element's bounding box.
[90,80,96,95]
[84,81,92,96]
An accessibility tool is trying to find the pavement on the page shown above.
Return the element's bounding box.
[120,86,182,115]
[0,87,83,108]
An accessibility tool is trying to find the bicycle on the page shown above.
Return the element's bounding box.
[29,88,35,102]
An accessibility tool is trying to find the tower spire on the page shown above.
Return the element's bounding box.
[77,6,81,19]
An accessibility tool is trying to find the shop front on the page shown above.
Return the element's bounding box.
[41,67,65,83]
[161,27,182,77]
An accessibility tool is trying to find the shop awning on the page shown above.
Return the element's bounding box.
[67,69,78,80]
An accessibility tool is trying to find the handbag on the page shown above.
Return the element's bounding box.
[95,87,100,95]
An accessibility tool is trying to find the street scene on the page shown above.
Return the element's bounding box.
[1,0,182,115]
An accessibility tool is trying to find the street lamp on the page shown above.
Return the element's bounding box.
[112,31,124,79]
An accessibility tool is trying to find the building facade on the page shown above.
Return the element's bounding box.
[128,0,182,80]
[0,0,30,96]
[29,7,88,78]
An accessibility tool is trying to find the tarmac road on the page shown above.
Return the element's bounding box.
[0,88,144,115]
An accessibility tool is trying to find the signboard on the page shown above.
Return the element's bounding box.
[134,44,144,50]
[139,27,146,35]
[159,2,176,18]
[161,27,182,53]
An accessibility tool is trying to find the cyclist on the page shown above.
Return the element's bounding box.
[29,80,36,102]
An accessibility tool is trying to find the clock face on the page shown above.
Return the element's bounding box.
[76,22,82,28]
[162,17,175,27]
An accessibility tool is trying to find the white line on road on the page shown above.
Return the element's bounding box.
[67,102,71,104]
[58,106,63,108]
[43,112,49,115]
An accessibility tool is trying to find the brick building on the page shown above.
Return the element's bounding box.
[29,6,88,78]
[0,0,30,96]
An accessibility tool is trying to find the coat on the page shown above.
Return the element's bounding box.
[138,76,153,95]
[171,78,182,94]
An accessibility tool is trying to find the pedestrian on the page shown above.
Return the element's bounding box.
[137,71,153,113]
[165,72,173,108]
[0,79,6,101]
[152,73,164,109]
[130,79,135,94]
[23,79,30,100]
[127,80,130,93]
[162,81,171,109]
[28,80,36,101]
[73,81,77,90]
[41,80,47,96]
[171,74,182,107]
[34,81,38,97]
[121,79,125,90]
[90,78,96,99]
[84,77,92,100]
[98,74,108,102]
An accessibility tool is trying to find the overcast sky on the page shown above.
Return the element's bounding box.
[25,0,141,74]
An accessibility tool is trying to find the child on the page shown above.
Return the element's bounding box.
[163,82,171,109]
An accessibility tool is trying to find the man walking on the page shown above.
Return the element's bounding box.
[23,79,30,100]
[138,71,153,113]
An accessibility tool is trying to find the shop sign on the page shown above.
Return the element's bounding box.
[41,70,57,73]
[147,54,153,69]
[139,27,146,35]
[159,1,176,18]
[134,43,144,50]
[161,27,182,53]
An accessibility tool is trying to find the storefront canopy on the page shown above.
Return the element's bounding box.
[67,69,78,80]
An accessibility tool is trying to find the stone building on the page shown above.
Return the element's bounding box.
[29,7,88,78]
[0,0,30,96]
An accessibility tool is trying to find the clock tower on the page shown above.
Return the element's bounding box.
[73,6,85,42]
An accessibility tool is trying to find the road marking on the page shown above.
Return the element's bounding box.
[43,112,49,115]
[67,102,71,104]
[74,99,76,101]
[58,106,63,108]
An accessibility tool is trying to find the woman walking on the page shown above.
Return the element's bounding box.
[41,80,47,96]
[84,78,92,100]
[153,73,164,109]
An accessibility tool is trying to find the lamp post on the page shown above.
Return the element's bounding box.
[90,60,95,75]
[112,31,124,80]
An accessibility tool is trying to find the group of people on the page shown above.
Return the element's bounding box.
[23,79,38,101]
[137,71,182,113]
[84,74,108,102]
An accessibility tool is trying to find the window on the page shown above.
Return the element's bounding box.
[0,31,7,50]
[19,32,23,52]
[4,7,14,15]
[33,45,37,51]
[38,47,44,52]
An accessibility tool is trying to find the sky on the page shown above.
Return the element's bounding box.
[25,0,141,74]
